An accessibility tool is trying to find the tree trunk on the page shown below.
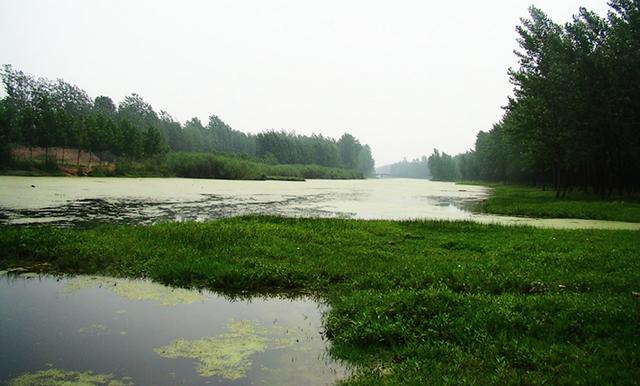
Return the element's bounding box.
[554,164,561,199]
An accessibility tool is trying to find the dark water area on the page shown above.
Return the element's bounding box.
[0,194,343,227]
[0,273,348,385]
[0,177,485,227]
[2,176,637,230]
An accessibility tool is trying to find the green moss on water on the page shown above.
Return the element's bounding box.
[78,323,110,336]
[63,276,206,306]
[155,320,270,379]
[154,319,310,380]
[7,369,133,386]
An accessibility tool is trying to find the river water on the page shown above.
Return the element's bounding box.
[0,273,348,385]
[0,176,638,230]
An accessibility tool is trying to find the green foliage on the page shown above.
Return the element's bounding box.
[0,158,64,176]
[1,218,638,384]
[255,130,375,175]
[165,152,363,180]
[0,67,373,177]
[431,3,640,196]
[478,184,640,223]
[428,149,460,181]
[378,156,431,179]
[118,118,143,159]
[143,125,167,158]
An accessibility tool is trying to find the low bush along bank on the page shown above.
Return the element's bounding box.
[1,217,638,384]
[0,151,365,180]
[165,152,363,180]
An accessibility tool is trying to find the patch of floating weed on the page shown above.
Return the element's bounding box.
[155,319,307,380]
[63,276,206,306]
[78,323,110,336]
[7,368,134,386]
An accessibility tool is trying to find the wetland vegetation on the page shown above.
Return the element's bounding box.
[0,66,374,180]
[2,1,640,384]
[477,184,640,223]
[1,217,639,384]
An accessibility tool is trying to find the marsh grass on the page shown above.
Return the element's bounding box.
[0,158,65,176]
[475,184,640,223]
[165,152,362,180]
[0,152,363,180]
[1,217,639,384]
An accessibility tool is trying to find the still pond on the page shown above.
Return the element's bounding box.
[0,272,348,385]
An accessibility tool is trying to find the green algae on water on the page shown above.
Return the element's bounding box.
[155,320,270,379]
[78,323,110,336]
[7,368,134,386]
[63,276,206,306]
[154,319,307,380]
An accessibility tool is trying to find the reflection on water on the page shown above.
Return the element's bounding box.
[1,176,638,230]
[0,273,348,385]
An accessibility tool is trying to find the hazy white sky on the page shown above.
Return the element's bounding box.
[0,0,611,166]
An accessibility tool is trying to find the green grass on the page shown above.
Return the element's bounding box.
[475,184,640,223]
[1,217,639,384]
[0,158,65,176]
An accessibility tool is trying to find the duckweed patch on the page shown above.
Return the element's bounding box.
[7,368,134,386]
[78,323,110,336]
[63,276,206,306]
[154,319,306,380]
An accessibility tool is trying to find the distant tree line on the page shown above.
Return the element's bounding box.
[428,1,640,196]
[0,66,375,176]
[377,157,431,179]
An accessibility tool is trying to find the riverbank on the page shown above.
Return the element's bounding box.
[0,151,364,180]
[473,183,640,223]
[1,217,638,384]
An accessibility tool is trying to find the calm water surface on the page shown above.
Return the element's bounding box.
[0,273,348,385]
[0,176,638,229]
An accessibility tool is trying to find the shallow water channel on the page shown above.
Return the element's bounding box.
[0,273,348,385]
[1,176,639,229]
